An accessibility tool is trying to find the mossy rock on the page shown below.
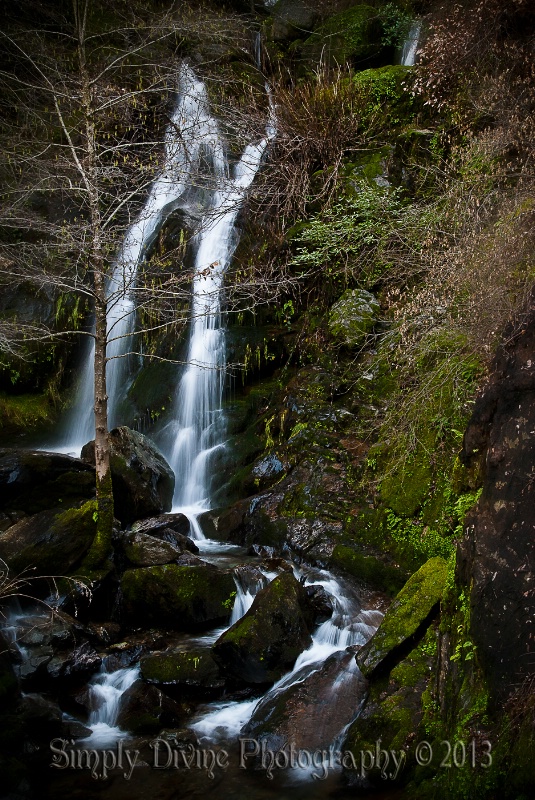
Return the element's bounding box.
[141,647,224,691]
[330,544,406,595]
[0,449,95,515]
[328,289,380,348]
[212,572,314,685]
[352,65,415,129]
[356,557,448,677]
[120,564,235,630]
[0,500,97,576]
[379,454,433,519]
[344,626,437,786]
[81,426,174,524]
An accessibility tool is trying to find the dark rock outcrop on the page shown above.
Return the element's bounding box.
[0,449,94,515]
[81,427,174,524]
[458,313,535,699]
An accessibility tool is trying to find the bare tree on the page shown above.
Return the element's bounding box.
[0,0,261,564]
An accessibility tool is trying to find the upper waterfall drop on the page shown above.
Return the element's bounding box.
[57,65,224,455]
[163,92,276,516]
[400,20,422,67]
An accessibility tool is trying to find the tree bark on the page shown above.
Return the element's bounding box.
[75,0,114,568]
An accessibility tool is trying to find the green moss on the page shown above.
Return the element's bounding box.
[330,544,405,594]
[302,5,381,67]
[121,565,235,629]
[357,557,448,677]
[0,391,55,436]
[83,472,113,570]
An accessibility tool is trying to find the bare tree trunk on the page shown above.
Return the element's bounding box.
[74,0,114,568]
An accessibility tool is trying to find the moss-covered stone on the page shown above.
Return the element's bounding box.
[0,500,97,576]
[344,626,438,787]
[212,572,314,684]
[141,647,224,691]
[357,557,448,677]
[330,543,405,595]
[120,564,235,630]
[328,289,380,348]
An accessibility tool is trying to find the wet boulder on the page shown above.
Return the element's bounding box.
[116,680,184,734]
[141,647,225,694]
[328,289,380,348]
[46,641,102,682]
[243,650,368,752]
[120,564,235,630]
[212,572,315,685]
[356,557,448,678]
[197,501,249,542]
[81,427,174,524]
[0,449,94,515]
[0,501,97,576]
[120,531,184,567]
[130,513,193,543]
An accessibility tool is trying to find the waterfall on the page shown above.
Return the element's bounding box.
[191,571,383,743]
[400,20,422,67]
[56,65,228,455]
[83,665,140,746]
[163,77,276,517]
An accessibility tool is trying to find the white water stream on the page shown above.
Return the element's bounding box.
[56,63,274,457]
[191,571,383,744]
[400,20,422,67]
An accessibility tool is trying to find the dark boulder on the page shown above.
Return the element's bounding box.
[81,427,174,524]
[0,449,94,515]
[141,647,225,694]
[120,531,183,567]
[120,564,235,630]
[0,501,97,576]
[116,680,184,734]
[212,572,315,685]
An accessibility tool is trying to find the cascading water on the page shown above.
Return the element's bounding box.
[83,665,140,746]
[56,64,230,455]
[191,570,383,748]
[400,20,422,67]
[163,109,276,519]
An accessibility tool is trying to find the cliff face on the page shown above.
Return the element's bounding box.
[458,304,535,700]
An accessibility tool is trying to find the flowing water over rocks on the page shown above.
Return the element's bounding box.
[1,56,389,800]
